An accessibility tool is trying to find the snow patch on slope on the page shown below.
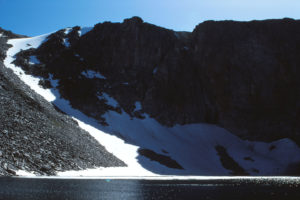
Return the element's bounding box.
[64,28,72,35]
[16,170,36,177]
[63,38,71,47]
[4,33,56,102]
[29,56,40,65]
[63,28,72,47]
[101,93,119,108]
[81,70,106,79]
[134,102,142,111]
[78,27,93,37]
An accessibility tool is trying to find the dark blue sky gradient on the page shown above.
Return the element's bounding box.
[1,0,300,36]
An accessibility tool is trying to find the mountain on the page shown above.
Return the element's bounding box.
[1,17,300,176]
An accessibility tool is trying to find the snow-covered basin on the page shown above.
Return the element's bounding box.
[4,32,300,177]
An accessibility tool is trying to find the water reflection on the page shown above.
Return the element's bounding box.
[0,177,299,200]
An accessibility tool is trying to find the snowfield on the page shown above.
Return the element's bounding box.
[82,70,106,79]
[4,29,300,177]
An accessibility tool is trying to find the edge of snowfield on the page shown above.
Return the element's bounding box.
[4,30,300,177]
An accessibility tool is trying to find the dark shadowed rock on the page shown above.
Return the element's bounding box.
[215,145,248,175]
[191,19,300,143]
[123,16,144,24]
[138,148,184,169]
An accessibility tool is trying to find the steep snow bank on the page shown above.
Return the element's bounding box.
[5,33,56,102]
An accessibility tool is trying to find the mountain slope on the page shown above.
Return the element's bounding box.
[0,28,125,176]
[3,18,300,176]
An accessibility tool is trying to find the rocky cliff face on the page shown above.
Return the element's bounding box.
[13,17,300,145]
[0,28,125,176]
[191,19,300,143]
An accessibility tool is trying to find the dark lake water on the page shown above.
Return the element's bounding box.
[0,177,299,200]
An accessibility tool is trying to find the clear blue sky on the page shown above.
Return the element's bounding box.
[1,0,300,36]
